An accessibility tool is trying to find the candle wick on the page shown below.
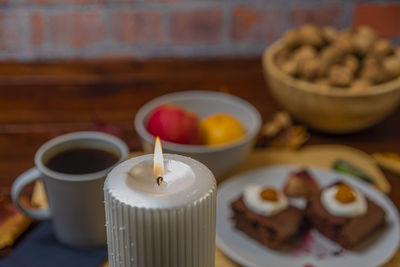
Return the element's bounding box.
[156,176,163,186]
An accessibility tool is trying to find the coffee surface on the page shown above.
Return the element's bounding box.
[46,148,119,174]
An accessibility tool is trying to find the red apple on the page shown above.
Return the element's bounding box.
[146,104,201,145]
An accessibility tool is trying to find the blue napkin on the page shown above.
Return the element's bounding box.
[0,221,107,267]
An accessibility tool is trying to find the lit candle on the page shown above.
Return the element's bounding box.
[104,137,216,267]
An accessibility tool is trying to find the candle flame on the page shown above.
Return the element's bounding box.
[153,136,164,179]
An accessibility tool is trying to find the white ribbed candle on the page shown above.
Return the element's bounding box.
[104,154,216,267]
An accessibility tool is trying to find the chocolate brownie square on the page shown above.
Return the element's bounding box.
[231,197,305,249]
[306,187,386,249]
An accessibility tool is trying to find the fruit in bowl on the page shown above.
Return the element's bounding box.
[135,91,262,179]
[146,106,246,146]
[146,104,201,145]
[200,113,245,146]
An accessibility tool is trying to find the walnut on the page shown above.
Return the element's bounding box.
[370,38,393,59]
[298,24,324,47]
[363,56,379,67]
[353,26,377,55]
[360,58,391,84]
[328,65,353,87]
[319,46,343,76]
[262,111,292,138]
[292,45,317,62]
[274,111,292,129]
[322,26,338,43]
[383,56,400,77]
[320,46,343,63]
[278,45,317,76]
[298,58,321,80]
[359,65,379,83]
[282,29,301,49]
[343,54,359,74]
[333,31,354,54]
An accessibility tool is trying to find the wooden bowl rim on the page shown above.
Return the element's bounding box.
[263,41,400,98]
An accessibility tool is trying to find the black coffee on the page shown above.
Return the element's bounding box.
[45,148,119,174]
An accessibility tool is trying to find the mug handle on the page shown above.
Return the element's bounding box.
[11,167,51,220]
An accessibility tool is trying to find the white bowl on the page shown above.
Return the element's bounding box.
[134,91,261,179]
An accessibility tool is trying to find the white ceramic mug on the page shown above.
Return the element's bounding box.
[11,131,129,248]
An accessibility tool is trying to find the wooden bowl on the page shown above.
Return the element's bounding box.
[262,41,400,133]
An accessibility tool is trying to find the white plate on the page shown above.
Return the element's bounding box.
[216,165,400,267]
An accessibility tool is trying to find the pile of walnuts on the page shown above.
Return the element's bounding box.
[275,24,400,91]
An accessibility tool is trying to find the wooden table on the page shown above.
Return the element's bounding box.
[0,57,399,259]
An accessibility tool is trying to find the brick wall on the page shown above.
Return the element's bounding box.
[0,0,399,61]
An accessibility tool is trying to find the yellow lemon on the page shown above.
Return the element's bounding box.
[200,113,245,146]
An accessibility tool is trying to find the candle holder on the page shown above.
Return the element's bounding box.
[104,153,216,267]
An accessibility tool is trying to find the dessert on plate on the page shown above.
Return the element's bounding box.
[306,182,386,249]
[231,185,305,249]
[283,169,319,197]
[0,193,31,248]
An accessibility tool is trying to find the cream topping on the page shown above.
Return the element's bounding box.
[321,185,367,217]
[243,185,288,216]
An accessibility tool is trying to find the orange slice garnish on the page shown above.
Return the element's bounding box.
[260,188,279,202]
[335,184,356,204]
